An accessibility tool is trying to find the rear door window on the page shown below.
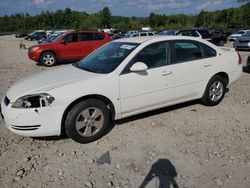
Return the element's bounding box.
[80,33,95,41]
[172,40,203,63]
[202,44,217,58]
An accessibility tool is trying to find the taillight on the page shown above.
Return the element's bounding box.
[237,52,242,65]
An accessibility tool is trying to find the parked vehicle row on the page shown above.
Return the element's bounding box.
[229,30,250,41]
[15,33,27,38]
[1,36,242,143]
[124,31,155,38]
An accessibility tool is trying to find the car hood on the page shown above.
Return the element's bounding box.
[230,34,241,37]
[29,42,55,49]
[7,65,102,100]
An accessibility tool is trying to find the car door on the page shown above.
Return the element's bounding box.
[119,41,174,117]
[79,32,97,58]
[93,33,108,50]
[57,32,81,59]
[170,40,212,102]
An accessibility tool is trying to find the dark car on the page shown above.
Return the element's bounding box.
[210,30,228,46]
[15,33,27,38]
[25,31,47,41]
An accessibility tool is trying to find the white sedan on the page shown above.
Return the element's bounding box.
[0,36,242,143]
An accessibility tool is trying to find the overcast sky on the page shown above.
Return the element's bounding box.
[0,0,246,17]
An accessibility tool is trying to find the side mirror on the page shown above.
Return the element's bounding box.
[130,62,148,72]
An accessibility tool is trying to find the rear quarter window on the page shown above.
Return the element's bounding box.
[202,44,217,58]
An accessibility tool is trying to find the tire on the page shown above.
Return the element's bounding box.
[218,40,224,46]
[64,99,111,144]
[40,52,57,67]
[201,75,226,106]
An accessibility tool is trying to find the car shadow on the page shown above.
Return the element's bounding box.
[114,99,199,127]
[31,134,70,141]
[139,158,179,188]
[36,60,78,67]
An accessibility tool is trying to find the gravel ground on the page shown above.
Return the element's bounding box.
[0,35,250,188]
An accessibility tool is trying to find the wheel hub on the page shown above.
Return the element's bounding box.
[75,107,104,137]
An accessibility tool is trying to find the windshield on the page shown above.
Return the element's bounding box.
[243,31,250,36]
[50,33,64,42]
[75,42,140,74]
[236,31,245,34]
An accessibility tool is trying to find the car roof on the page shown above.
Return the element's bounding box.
[114,35,211,44]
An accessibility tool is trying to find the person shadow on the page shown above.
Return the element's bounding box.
[139,159,179,188]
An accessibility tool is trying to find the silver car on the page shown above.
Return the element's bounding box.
[229,30,250,41]
[234,31,250,50]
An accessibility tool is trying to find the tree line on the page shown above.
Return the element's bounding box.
[0,3,249,33]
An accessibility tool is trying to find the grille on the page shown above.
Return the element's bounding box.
[4,96,10,106]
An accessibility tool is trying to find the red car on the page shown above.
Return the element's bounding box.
[28,31,112,66]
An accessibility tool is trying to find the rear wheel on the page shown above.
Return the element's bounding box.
[201,75,226,106]
[65,99,110,144]
[218,40,224,46]
[40,52,57,67]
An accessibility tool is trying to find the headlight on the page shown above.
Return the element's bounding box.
[11,93,55,108]
[29,46,40,52]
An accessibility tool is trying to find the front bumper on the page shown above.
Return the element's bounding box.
[28,49,42,62]
[1,96,62,137]
[234,42,250,50]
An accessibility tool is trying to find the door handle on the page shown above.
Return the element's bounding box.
[162,71,172,76]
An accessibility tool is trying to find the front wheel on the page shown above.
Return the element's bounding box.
[40,52,57,67]
[201,75,226,106]
[65,99,111,144]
